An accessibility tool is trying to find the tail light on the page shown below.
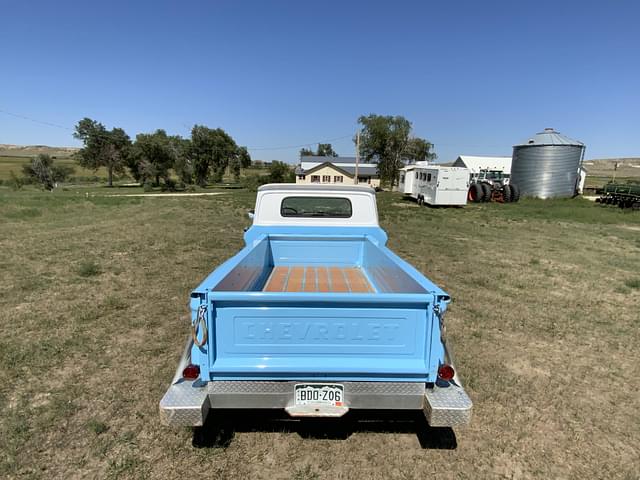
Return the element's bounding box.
[182,364,200,380]
[438,364,455,382]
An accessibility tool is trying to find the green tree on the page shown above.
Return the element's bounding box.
[130,129,177,186]
[73,118,131,187]
[237,146,251,168]
[268,161,294,183]
[22,154,55,190]
[357,114,436,187]
[300,144,338,157]
[229,146,252,182]
[316,143,338,157]
[190,125,239,186]
[403,137,437,163]
[51,164,75,183]
[299,147,314,157]
[172,136,194,185]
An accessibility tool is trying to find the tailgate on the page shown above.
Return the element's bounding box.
[206,295,437,382]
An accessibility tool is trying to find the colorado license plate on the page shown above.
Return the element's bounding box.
[294,384,344,407]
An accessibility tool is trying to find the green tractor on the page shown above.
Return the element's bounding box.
[467,170,520,203]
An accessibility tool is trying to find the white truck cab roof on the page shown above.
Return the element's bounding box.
[253,183,379,227]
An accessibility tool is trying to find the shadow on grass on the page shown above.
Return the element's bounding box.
[192,409,457,450]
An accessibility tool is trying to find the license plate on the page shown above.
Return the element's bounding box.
[294,384,344,407]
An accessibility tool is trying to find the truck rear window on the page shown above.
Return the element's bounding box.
[280,196,352,218]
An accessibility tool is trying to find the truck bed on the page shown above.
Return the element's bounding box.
[263,266,374,293]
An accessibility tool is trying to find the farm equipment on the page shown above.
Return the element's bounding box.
[467,170,520,203]
[595,183,640,210]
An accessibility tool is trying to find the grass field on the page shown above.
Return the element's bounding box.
[584,159,640,189]
[1,186,639,479]
[0,155,270,184]
[0,155,109,181]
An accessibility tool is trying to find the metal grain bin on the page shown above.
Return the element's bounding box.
[511,128,585,198]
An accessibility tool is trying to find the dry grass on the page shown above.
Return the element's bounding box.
[584,158,640,189]
[0,187,639,479]
[0,155,109,181]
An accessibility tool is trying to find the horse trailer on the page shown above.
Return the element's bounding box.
[398,164,470,206]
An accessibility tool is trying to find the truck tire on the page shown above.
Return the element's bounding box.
[468,184,484,203]
[481,183,492,202]
[503,184,512,203]
[510,183,521,202]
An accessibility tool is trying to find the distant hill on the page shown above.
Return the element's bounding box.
[0,144,79,158]
[583,158,640,180]
[583,158,640,171]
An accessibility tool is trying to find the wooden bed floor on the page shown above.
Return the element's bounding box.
[263,266,374,293]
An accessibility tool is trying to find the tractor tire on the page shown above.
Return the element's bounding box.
[510,183,521,202]
[632,201,640,211]
[481,183,492,202]
[468,184,484,203]
[503,184,512,203]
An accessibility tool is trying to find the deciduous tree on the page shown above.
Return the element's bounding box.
[22,154,54,190]
[130,129,177,186]
[299,147,314,157]
[229,146,252,182]
[357,114,436,187]
[316,143,337,157]
[190,125,239,186]
[300,144,338,157]
[403,137,437,163]
[73,118,131,187]
[268,161,294,183]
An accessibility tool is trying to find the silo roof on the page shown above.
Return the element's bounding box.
[515,128,584,147]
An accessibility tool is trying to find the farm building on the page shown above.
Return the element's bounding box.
[452,155,512,181]
[511,128,586,198]
[295,156,380,188]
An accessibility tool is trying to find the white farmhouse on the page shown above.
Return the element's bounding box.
[295,156,380,189]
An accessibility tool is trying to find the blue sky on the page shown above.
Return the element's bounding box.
[1,0,638,163]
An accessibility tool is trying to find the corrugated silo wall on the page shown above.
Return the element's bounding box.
[511,145,584,199]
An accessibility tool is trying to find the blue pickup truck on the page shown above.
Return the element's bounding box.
[160,184,472,429]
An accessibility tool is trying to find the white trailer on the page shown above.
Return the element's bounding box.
[398,164,470,206]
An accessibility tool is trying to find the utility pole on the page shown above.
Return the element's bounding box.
[354,130,360,185]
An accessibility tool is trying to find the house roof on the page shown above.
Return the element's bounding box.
[299,155,378,165]
[299,162,354,177]
[453,155,512,174]
[297,161,379,177]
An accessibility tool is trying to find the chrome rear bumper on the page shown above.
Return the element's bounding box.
[159,339,472,428]
[160,378,472,428]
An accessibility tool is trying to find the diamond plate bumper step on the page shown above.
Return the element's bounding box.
[423,382,473,427]
[160,378,473,427]
[159,380,210,427]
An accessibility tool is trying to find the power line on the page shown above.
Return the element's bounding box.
[246,133,354,151]
[0,107,357,152]
[1,108,514,152]
[0,108,73,131]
